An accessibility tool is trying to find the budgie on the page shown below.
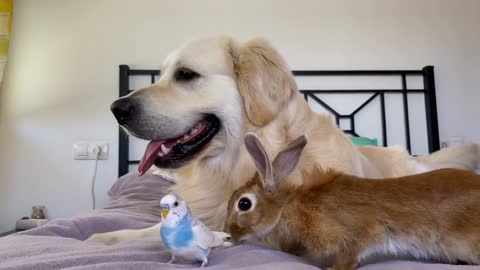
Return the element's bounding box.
[160,194,231,267]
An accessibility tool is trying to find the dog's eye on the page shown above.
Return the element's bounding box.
[238,197,252,211]
[174,68,199,82]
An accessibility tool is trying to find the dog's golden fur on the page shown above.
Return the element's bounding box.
[87,36,479,244]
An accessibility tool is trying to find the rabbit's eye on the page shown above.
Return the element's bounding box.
[235,193,256,213]
[238,197,252,211]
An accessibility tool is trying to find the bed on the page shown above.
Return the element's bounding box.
[1,172,476,270]
[3,66,476,270]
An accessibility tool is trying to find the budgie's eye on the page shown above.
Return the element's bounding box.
[173,201,179,207]
[238,197,252,211]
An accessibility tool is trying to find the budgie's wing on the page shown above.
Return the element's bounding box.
[191,219,228,249]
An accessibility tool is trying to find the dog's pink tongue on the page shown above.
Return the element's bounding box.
[138,140,166,175]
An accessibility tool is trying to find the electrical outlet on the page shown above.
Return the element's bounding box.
[440,136,464,149]
[440,141,449,148]
[73,141,109,160]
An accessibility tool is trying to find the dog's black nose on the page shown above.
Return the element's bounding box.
[110,98,134,125]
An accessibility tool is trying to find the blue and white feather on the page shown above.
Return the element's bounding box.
[159,194,231,267]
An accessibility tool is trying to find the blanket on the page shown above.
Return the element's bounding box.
[0,172,477,270]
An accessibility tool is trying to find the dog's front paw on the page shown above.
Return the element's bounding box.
[85,232,122,245]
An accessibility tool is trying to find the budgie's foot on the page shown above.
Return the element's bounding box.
[166,254,176,264]
[201,258,208,267]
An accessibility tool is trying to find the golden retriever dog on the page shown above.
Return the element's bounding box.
[88,36,479,245]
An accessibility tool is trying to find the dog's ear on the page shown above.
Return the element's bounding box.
[229,38,297,126]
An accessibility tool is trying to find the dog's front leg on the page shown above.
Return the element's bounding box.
[85,223,161,245]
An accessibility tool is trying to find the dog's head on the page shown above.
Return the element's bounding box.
[110,37,297,173]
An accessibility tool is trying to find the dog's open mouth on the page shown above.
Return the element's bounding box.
[138,114,221,174]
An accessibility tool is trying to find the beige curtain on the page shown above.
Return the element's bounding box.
[0,0,12,82]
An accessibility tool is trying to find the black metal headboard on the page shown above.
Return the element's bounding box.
[117,65,439,177]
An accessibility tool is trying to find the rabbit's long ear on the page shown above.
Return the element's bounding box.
[272,135,307,180]
[244,133,276,192]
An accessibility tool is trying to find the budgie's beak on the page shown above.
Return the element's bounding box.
[161,204,170,218]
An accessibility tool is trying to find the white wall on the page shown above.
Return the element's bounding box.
[0,0,479,231]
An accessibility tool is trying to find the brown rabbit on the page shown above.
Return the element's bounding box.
[224,133,480,270]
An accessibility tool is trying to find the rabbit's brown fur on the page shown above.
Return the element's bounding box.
[224,134,480,270]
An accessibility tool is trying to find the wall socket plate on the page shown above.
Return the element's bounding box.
[440,136,464,149]
[73,141,109,160]
[440,141,449,148]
